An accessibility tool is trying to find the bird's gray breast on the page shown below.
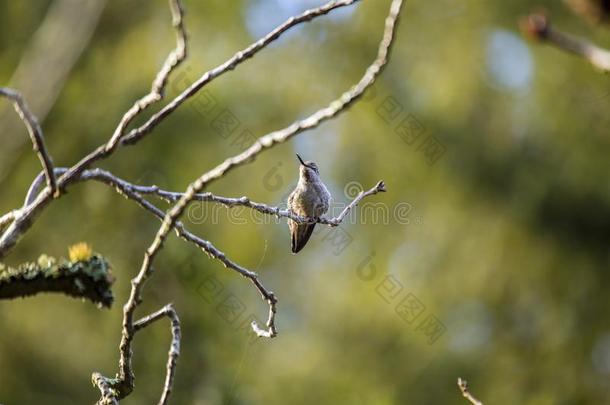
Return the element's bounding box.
[289,182,331,217]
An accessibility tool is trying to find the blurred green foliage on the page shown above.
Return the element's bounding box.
[0,0,609,403]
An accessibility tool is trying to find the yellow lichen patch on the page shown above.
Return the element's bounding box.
[68,242,93,262]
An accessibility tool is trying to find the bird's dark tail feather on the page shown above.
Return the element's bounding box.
[291,223,316,254]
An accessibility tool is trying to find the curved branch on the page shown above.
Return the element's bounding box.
[1,1,405,402]
[57,0,359,192]
[105,0,187,149]
[120,0,362,146]
[182,0,403,192]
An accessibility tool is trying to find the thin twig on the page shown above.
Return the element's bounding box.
[56,0,358,191]
[178,0,404,192]
[85,171,386,226]
[521,12,610,72]
[120,0,362,146]
[105,0,187,149]
[457,378,484,405]
[0,88,57,195]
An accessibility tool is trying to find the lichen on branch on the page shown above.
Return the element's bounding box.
[0,254,114,308]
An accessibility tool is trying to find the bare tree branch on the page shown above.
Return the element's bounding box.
[457,378,484,405]
[85,170,386,225]
[521,12,610,72]
[15,166,281,342]
[105,0,187,149]
[25,168,386,227]
[183,0,403,192]
[57,0,360,193]
[71,167,278,397]
[0,88,57,195]
[119,0,363,147]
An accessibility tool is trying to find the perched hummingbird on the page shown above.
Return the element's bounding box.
[287,154,332,254]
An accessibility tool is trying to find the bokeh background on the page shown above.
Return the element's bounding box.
[1,0,609,403]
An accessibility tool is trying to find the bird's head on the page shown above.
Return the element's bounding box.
[296,153,320,180]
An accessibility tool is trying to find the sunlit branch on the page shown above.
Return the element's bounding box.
[185,0,404,192]
[119,0,363,146]
[89,172,386,226]
[521,12,610,72]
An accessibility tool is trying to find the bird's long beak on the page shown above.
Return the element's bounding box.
[296,154,307,166]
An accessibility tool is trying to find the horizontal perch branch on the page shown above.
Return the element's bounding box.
[83,169,386,225]
[24,168,386,228]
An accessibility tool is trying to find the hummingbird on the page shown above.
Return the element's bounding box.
[287,154,332,254]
